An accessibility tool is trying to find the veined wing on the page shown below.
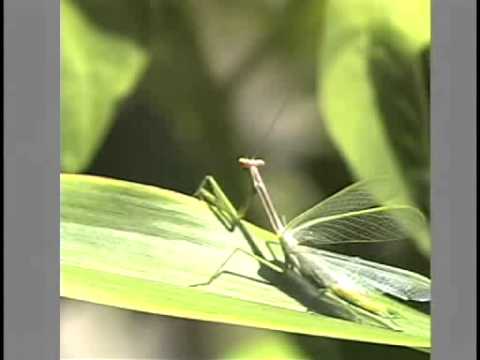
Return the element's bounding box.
[296,246,431,302]
[287,178,403,229]
[285,178,427,246]
[286,204,427,246]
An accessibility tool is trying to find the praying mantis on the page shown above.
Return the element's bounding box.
[192,157,431,331]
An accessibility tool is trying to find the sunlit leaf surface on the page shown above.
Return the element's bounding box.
[61,174,430,349]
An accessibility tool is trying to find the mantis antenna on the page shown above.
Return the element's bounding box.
[252,92,290,160]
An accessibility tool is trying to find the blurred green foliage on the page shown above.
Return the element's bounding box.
[319,0,431,255]
[61,0,149,172]
[224,333,311,359]
[61,0,431,359]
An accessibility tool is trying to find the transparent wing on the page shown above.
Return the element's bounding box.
[287,178,401,227]
[287,205,427,245]
[297,247,431,301]
[285,179,427,245]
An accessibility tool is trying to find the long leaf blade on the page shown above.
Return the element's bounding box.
[61,174,430,348]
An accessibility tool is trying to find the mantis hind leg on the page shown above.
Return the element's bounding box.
[189,247,282,288]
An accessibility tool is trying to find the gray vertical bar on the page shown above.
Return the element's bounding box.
[431,0,476,359]
[4,0,60,359]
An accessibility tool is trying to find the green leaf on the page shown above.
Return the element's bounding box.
[61,0,149,172]
[61,174,430,349]
[318,0,431,255]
